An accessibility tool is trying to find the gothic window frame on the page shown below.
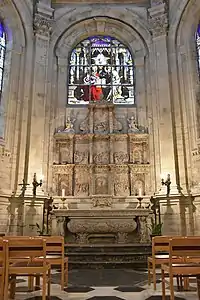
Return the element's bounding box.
[196,23,200,79]
[67,35,136,106]
[0,21,6,103]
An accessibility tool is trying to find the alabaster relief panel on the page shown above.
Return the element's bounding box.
[74,165,89,196]
[94,166,110,195]
[129,135,149,164]
[93,108,109,134]
[130,170,145,196]
[52,165,73,196]
[93,137,109,164]
[113,166,129,196]
[113,135,129,164]
[59,141,72,164]
[74,136,89,164]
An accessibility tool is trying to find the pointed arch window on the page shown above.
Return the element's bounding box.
[0,21,6,102]
[196,23,200,78]
[68,35,135,105]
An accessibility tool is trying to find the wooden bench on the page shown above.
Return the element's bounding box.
[161,237,200,300]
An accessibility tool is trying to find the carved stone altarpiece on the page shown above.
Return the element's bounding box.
[52,104,151,244]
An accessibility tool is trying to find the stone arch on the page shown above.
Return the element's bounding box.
[55,16,149,60]
[52,7,151,52]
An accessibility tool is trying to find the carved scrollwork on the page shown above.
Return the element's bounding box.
[94,121,108,133]
[92,197,112,208]
[94,152,109,164]
[114,152,129,164]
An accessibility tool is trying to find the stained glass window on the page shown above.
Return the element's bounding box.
[196,23,200,78]
[68,36,135,105]
[0,21,6,102]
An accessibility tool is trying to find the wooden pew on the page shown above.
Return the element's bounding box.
[3,238,51,300]
[33,236,68,289]
[161,237,200,300]
[148,236,183,290]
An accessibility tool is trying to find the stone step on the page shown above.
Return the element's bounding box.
[65,243,151,269]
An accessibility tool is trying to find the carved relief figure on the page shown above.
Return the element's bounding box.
[95,176,108,194]
[75,183,89,196]
[60,144,70,164]
[74,151,88,164]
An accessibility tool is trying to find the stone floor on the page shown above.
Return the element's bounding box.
[13,269,198,300]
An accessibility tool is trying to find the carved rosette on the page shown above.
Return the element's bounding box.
[34,14,53,37]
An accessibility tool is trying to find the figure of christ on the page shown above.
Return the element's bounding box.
[90,66,103,101]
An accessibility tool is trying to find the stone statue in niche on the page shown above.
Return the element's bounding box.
[95,176,108,195]
[128,115,140,133]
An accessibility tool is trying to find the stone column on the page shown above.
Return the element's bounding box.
[27,1,54,193]
[148,2,178,193]
[134,54,147,128]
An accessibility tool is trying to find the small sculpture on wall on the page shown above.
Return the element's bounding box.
[32,173,42,197]
[127,115,139,133]
[64,116,75,133]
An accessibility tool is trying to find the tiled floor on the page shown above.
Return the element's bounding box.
[13,269,198,300]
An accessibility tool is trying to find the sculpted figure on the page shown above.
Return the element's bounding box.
[64,116,75,133]
[128,115,139,133]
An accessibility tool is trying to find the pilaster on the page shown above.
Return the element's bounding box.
[148,2,179,194]
[27,1,54,195]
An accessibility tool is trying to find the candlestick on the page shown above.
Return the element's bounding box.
[138,188,142,197]
[62,189,65,198]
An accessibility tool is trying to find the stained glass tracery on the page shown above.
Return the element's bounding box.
[68,36,135,105]
[0,22,6,101]
[196,23,200,78]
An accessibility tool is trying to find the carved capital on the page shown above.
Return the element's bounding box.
[149,13,168,37]
[34,14,53,37]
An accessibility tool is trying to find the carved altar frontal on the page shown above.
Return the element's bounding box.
[52,103,151,244]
